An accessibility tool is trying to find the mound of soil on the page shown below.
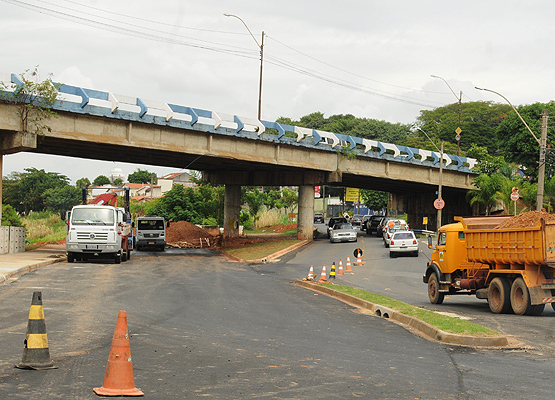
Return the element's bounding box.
[495,211,555,229]
[166,221,218,248]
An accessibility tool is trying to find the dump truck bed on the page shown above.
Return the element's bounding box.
[456,216,555,267]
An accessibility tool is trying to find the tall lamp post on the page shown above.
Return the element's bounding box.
[431,75,462,156]
[475,87,548,211]
[416,127,444,232]
[224,13,264,120]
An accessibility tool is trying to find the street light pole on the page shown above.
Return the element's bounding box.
[475,87,546,210]
[431,75,462,156]
[224,13,264,120]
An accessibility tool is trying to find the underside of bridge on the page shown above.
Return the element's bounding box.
[0,105,474,238]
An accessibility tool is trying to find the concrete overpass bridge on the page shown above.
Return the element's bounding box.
[0,73,477,239]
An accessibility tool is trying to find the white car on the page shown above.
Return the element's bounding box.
[389,231,419,257]
[329,223,358,243]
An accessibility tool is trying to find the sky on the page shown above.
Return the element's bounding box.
[2,0,555,184]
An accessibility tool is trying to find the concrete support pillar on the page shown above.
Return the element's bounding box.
[0,155,2,224]
[297,185,314,241]
[223,184,241,238]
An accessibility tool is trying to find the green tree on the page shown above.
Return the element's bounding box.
[466,173,505,215]
[274,188,298,211]
[128,169,157,184]
[75,177,91,188]
[2,204,22,226]
[92,175,111,186]
[466,144,509,175]
[148,183,224,225]
[113,178,124,186]
[276,112,410,143]
[361,190,388,211]
[416,101,511,153]
[242,188,267,229]
[7,168,69,213]
[495,102,555,180]
[43,185,82,213]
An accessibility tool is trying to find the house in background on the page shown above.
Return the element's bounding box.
[124,182,162,200]
[158,172,195,194]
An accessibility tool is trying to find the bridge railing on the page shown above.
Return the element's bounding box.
[0,73,477,173]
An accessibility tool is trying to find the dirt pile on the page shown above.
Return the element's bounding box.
[495,211,555,229]
[166,221,218,248]
[165,221,297,249]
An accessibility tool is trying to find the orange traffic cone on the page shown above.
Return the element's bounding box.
[338,259,344,275]
[93,310,144,397]
[307,265,315,280]
[319,265,327,282]
[345,257,352,272]
[357,251,363,266]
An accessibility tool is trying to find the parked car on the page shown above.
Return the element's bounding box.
[327,216,348,238]
[329,223,358,243]
[351,214,364,228]
[389,230,419,257]
[314,213,324,223]
[365,215,383,234]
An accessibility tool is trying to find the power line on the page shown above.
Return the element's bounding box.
[267,35,444,96]
[2,0,441,109]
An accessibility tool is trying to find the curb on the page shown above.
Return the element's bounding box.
[295,280,513,348]
[0,256,67,286]
[220,239,310,264]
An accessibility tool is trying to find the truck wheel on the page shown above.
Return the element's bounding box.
[428,272,444,304]
[510,277,533,315]
[67,252,74,263]
[488,277,512,314]
[530,304,545,316]
[115,253,122,264]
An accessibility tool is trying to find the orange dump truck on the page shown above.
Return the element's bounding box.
[423,215,555,315]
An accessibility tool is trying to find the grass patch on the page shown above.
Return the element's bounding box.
[22,212,67,244]
[224,239,301,260]
[323,284,498,337]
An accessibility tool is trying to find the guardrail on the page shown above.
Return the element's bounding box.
[0,72,477,173]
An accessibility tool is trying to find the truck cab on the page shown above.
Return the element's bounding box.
[66,204,124,263]
[135,216,167,251]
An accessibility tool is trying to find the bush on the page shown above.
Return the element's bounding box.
[2,204,22,226]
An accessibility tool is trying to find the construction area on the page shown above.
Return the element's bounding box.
[165,221,297,250]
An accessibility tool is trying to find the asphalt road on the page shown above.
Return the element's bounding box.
[308,223,555,356]
[1,241,555,398]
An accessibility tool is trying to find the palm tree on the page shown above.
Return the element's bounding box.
[466,173,505,215]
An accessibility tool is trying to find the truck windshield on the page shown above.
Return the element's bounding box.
[71,208,115,225]
[138,220,165,230]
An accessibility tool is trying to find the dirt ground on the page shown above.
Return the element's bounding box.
[495,211,555,229]
[166,221,297,249]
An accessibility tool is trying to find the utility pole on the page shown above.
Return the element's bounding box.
[437,141,444,232]
[538,110,549,211]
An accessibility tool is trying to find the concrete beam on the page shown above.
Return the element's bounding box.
[203,170,342,186]
[0,131,37,155]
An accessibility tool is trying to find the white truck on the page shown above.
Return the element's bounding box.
[66,204,130,264]
[135,216,167,251]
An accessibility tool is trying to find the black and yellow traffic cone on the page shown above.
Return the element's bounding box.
[15,291,57,370]
[329,262,336,279]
